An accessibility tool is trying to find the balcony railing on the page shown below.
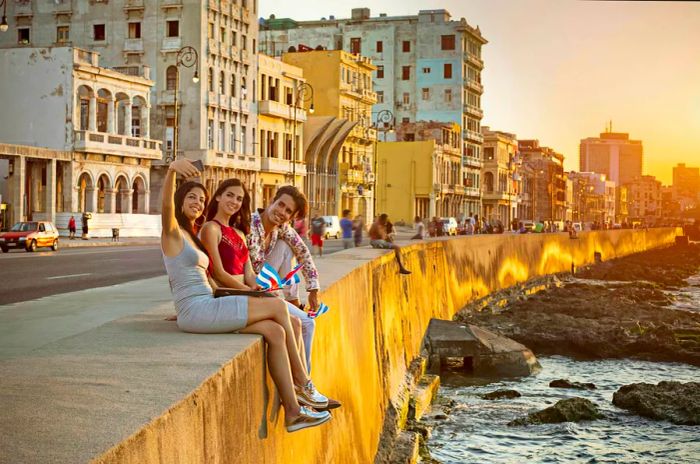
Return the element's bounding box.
[258,100,307,122]
[260,157,293,174]
[340,164,365,184]
[123,39,144,53]
[74,48,98,66]
[162,37,182,52]
[463,104,484,119]
[464,78,484,94]
[112,64,150,79]
[464,52,484,69]
[464,129,483,143]
[462,156,481,168]
[74,130,162,159]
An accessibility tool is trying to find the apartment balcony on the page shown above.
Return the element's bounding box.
[123,0,144,11]
[208,38,220,55]
[347,124,376,141]
[462,155,481,169]
[453,185,466,195]
[74,130,162,160]
[339,164,364,185]
[162,37,182,52]
[464,186,481,198]
[463,104,484,119]
[242,8,250,22]
[260,157,292,174]
[74,48,99,66]
[112,65,150,80]
[464,129,483,143]
[442,183,454,194]
[123,39,144,53]
[218,94,230,109]
[159,90,176,105]
[464,78,484,94]
[208,0,219,11]
[482,191,512,202]
[360,88,378,104]
[207,151,260,171]
[161,0,183,10]
[15,0,33,17]
[258,100,307,122]
[464,52,484,70]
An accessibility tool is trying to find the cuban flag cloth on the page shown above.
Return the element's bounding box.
[256,263,282,290]
[282,263,303,286]
[308,302,330,319]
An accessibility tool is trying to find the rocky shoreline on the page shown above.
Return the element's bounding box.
[455,243,700,367]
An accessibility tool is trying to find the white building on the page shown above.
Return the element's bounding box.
[568,171,616,224]
[0,47,161,236]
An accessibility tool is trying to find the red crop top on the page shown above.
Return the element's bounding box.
[214,220,249,275]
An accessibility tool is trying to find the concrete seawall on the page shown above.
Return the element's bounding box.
[87,229,678,463]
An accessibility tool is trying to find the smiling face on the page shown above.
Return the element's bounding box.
[181,187,207,221]
[216,185,244,217]
[265,193,298,226]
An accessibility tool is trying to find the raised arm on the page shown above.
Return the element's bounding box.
[200,222,250,289]
[161,159,200,257]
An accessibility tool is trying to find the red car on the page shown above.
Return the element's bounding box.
[0,221,60,252]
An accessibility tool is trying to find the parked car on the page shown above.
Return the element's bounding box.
[521,220,535,233]
[0,221,60,252]
[321,215,341,239]
[440,217,458,236]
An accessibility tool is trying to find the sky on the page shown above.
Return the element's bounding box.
[259,0,700,185]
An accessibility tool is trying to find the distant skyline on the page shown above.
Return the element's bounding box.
[259,0,700,185]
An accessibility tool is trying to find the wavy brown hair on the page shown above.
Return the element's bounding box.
[205,178,251,235]
[174,181,210,255]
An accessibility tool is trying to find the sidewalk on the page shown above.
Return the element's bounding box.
[61,236,160,248]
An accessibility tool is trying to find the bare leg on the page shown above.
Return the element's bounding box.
[246,297,310,386]
[290,316,308,373]
[239,320,301,419]
[392,245,411,274]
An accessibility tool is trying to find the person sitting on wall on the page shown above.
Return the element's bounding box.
[369,213,411,275]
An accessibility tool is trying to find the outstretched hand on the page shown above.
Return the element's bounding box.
[168,159,201,178]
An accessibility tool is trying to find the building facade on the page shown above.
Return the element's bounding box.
[672,163,699,206]
[568,172,616,224]
[0,47,160,236]
[625,175,662,224]
[259,7,487,216]
[281,49,377,223]
[517,140,566,223]
[257,54,307,204]
[579,131,643,186]
[0,0,261,210]
[481,127,517,226]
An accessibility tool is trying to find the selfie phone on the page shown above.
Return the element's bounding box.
[191,159,204,171]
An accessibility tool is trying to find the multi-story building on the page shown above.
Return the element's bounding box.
[0,0,261,210]
[377,122,463,222]
[281,49,377,223]
[481,127,517,226]
[257,54,307,203]
[615,185,629,224]
[259,7,487,215]
[517,140,566,223]
[625,175,662,224]
[579,131,643,186]
[568,172,616,224]
[672,163,699,204]
[0,47,161,236]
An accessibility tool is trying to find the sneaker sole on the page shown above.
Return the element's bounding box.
[286,412,332,433]
[296,394,329,409]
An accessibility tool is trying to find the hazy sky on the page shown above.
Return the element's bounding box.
[259,0,700,184]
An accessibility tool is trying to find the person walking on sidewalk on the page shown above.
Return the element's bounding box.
[369,214,411,275]
[68,216,76,240]
[411,216,425,240]
[340,209,354,249]
[310,212,325,258]
[160,161,331,432]
[81,213,90,240]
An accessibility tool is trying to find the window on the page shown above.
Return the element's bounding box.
[56,26,69,44]
[422,67,431,74]
[208,120,214,149]
[208,22,214,38]
[242,35,247,50]
[350,37,361,54]
[128,22,141,39]
[166,20,179,38]
[402,93,410,104]
[422,88,430,100]
[166,66,177,90]
[441,35,455,50]
[230,124,237,152]
[240,126,247,153]
[220,27,226,43]
[443,63,452,79]
[230,74,236,97]
[376,40,383,53]
[219,71,225,94]
[376,65,384,79]
[219,122,225,150]
[402,40,410,52]
[93,24,105,41]
[402,117,410,124]
[376,90,384,103]
[208,68,214,92]
[444,89,452,103]
[401,66,410,80]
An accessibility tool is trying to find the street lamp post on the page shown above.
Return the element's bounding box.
[0,0,9,32]
[291,82,314,187]
[170,46,199,163]
[372,109,394,215]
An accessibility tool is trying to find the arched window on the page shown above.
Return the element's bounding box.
[484,172,494,193]
[219,70,226,94]
[166,66,177,91]
[208,67,214,92]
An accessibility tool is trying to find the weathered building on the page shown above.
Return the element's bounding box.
[481,127,518,226]
[518,140,567,223]
[579,131,643,186]
[625,175,662,224]
[568,171,616,224]
[0,47,160,236]
[259,7,487,215]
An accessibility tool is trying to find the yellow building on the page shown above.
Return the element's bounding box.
[257,55,307,204]
[281,50,377,222]
[377,123,464,223]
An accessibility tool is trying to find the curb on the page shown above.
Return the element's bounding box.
[61,239,160,249]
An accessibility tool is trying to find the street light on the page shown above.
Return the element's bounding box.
[0,0,9,32]
[291,81,314,187]
[169,46,199,163]
[371,109,394,215]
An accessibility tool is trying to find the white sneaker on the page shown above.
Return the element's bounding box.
[295,380,329,409]
[285,406,331,433]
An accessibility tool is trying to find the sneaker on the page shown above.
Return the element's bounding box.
[295,380,329,409]
[285,406,331,433]
[315,397,342,411]
[399,268,412,275]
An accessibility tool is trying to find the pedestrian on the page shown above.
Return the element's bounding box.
[435,217,445,237]
[310,211,325,257]
[369,213,411,275]
[340,209,354,249]
[428,217,437,237]
[68,215,76,240]
[81,212,90,240]
[159,160,332,432]
[352,215,364,247]
[410,215,424,240]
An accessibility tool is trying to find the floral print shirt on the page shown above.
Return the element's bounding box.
[247,210,320,291]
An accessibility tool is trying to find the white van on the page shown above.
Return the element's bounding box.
[321,215,341,239]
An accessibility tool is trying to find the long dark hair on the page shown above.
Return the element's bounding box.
[174,181,210,255]
[206,178,251,235]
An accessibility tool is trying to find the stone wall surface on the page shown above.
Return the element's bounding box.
[93,229,679,463]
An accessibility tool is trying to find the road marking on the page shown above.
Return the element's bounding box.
[46,273,93,280]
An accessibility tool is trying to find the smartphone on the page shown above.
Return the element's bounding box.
[191,160,204,171]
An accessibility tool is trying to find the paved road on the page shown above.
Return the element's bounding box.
[0,238,356,305]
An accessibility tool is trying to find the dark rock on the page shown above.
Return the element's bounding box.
[508,397,603,426]
[482,389,522,400]
[612,381,700,425]
[549,379,596,390]
[433,414,448,420]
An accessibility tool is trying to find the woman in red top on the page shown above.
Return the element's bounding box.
[200,179,257,289]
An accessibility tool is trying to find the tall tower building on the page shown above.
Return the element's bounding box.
[672,163,700,200]
[0,0,260,211]
[579,131,643,186]
[259,7,487,215]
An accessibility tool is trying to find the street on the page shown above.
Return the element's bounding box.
[0,238,356,305]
